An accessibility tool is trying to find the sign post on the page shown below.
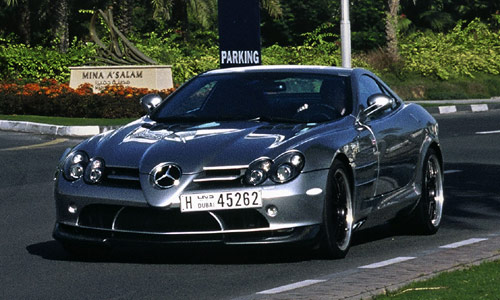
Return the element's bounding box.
[218,0,261,68]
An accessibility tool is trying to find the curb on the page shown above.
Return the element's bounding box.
[408,97,500,115]
[0,120,117,137]
[419,103,500,115]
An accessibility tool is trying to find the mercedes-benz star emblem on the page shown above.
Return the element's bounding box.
[150,163,182,189]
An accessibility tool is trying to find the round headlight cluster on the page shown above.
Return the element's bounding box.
[84,158,105,184]
[244,159,272,186]
[244,152,305,186]
[270,152,305,183]
[63,151,105,184]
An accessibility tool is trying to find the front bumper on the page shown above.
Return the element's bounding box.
[53,169,329,247]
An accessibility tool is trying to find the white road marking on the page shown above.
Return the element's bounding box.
[439,238,488,249]
[444,170,462,174]
[257,279,326,294]
[476,130,500,135]
[359,257,416,269]
[0,138,68,151]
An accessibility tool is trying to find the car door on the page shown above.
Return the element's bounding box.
[353,122,379,216]
[358,75,421,196]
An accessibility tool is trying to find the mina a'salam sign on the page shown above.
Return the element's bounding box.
[218,0,261,68]
[69,65,173,93]
[69,9,173,92]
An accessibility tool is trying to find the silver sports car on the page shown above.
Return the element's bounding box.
[53,65,444,258]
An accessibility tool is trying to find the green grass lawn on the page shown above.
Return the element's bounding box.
[374,260,500,300]
[0,114,136,126]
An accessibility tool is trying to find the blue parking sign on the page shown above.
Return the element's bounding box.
[218,0,261,68]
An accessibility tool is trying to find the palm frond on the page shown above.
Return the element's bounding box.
[152,0,173,21]
[261,0,282,18]
[5,0,19,6]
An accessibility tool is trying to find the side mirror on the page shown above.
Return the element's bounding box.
[140,94,162,115]
[358,93,394,122]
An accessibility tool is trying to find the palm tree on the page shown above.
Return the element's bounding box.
[52,0,70,52]
[3,0,31,44]
[112,0,133,36]
[385,0,400,61]
[151,0,282,36]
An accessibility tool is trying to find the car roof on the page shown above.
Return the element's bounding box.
[202,65,356,77]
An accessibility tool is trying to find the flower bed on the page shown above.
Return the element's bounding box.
[0,79,175,119]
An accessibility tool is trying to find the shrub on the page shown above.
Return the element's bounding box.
[400,18,500,79]
[0,36,96,83]
[381,72,500,100]
[133,29,219,84]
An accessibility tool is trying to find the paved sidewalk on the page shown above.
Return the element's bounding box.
[240,234,500,300]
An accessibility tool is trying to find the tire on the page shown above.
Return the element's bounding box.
[410,148,444,234]
[320,160,354,259]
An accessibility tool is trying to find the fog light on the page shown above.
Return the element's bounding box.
[68,204,77,214]
[266,205,278,217]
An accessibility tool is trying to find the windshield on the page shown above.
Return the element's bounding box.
[152,72,352,123]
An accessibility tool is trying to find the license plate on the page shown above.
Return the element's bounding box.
[180,190,262,212]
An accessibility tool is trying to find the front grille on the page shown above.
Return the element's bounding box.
[78,205,221,233]
[114,207,221,232]
[101,166,141,189]
[193,166,247,184]
[77,204,270,234]
[214,210,269,230]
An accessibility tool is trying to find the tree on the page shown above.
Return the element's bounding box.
[151,0,282,39]
[113,0,133,36]
[52,0,70,52]
[385,0,400,61]
[3,0,30,44]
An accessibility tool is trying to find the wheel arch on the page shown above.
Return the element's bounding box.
[416,139,443,190]
[331,152,354,193]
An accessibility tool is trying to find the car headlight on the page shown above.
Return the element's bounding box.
[244,158,272,186]
[84,158,105,184]
[270,152,305,184]
[244,152,305,186]
[63,151,89,181]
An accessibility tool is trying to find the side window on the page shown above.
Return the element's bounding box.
[380,84,401,109]
[358,75,383,109]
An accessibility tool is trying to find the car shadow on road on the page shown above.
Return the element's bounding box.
[26,240,317,265]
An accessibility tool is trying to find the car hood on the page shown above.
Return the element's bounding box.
[79,118,325,174]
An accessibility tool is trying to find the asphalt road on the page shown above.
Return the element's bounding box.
[1,110,500,300]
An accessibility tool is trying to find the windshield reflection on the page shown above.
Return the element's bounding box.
[152,72,351,123]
